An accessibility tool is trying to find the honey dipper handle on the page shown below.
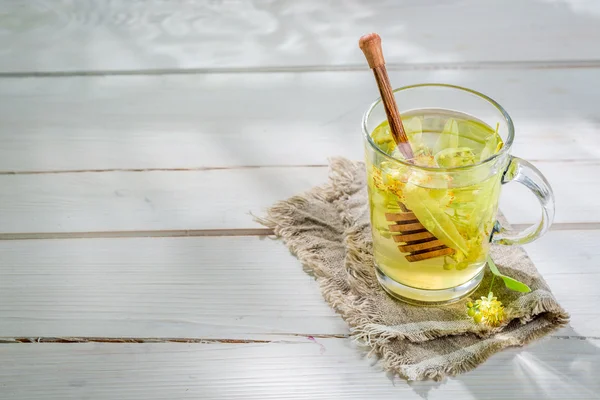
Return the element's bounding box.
[359,33,385,69]
[359,33,414,160]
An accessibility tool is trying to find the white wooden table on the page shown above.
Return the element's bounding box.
[1,1,599,398]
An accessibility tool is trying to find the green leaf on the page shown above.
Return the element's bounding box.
[457,120,489,145]
[433,118,459,154]
[403,186,469,255]
[404,116,423,137]
[434,147,476,168]
[403,116,426,157]
[479,134,497,162]
[487,256,531,293]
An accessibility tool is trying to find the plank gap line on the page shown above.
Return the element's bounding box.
[0,160,597,176]
[0,335,596,344]
[0,223,598,241]
[0,334,349,344]
[0,229,275,240]
[1,59,600,79]
[0,164,329,176]
[0,337,272,344]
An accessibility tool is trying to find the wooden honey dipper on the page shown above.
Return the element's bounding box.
[359,33,454,262]
[386,202,455,262]
[358,33,414,160]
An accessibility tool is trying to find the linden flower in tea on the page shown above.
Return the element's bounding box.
[367,110,504,290]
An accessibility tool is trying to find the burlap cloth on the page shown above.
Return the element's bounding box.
[257,158,569,381]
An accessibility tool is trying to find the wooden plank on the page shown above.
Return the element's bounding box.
[526,230,600,339]
[0,236,344,338]
[0,68,599,172]
[499,161,599,225]
[0,231,597,339]
[0,167,328,233]
[0,338,598,399]
[0,161,596,234]
[1,0,600,73]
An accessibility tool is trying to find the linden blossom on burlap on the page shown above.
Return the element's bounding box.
[257,157,569,381]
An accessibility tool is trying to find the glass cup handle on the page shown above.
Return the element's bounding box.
[491,156,555,245]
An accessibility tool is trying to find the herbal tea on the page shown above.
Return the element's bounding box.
[367,109,504,291]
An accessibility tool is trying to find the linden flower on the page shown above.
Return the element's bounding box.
[476,292,505,326]
[413,153,437,167]
[371,167,386,191]
[466,292,505,327]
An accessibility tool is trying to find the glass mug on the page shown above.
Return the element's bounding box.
[363,84,554,305]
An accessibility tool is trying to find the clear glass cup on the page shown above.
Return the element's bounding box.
[363,84,555,305]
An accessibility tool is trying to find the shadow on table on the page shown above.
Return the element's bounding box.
[406,327,600,399]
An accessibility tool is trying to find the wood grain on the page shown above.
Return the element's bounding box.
[359,32,412,159]
[393,231,434,243]
[372,66,414,159]
[398,239,445,253]
[385,212,417,222]
[388,222,426,233]
[0,69,599,172]
[405,247,454,262]
[0,167,328,233]
[0,231,597,339]
[1,0,600,73]
[0,2,597,396]
[0,236,345,338]
[499,161,600,225]
[0,161,596,234]
[0,338,598,399]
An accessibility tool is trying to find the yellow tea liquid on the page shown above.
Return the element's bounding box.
[367,109,503,290]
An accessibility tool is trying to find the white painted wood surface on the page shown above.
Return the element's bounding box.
[0,69,598,172]
[0,231,597,339]
[0,236,346,338]
[1,0,600,73]
[0,161,596,234]
[0,167,329,233]
[1,339,599,399]
[1,1,599,398]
